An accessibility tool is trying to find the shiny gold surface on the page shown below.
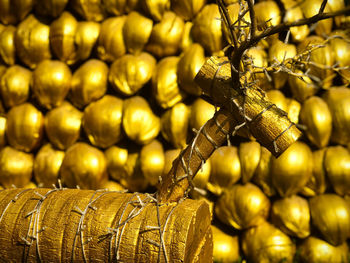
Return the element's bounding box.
[271,195,310,238]
[141,0,169,21]
[285,98,301,124]
[35,0,68,17]
[179,21,193,51]
[161,102,190,149]
[242,222,295,263]
[44,102,83,150]
[246,47,271,90]
[60,142,108,189]
[208,146,241,195]
[32,60,72,109]
[189,97,216,131]
[323,87,350,145]
[310,194,350,246]
[0,146,33,188]
[324,146,350,196]
[191,4,223,54]
[97,16,126,62]
[0,65,31,108]
[330,32,350,83]
[70,0,106,21]
[0,116,6,148]
[103,0,139,15]
[299,236,349,263]
[239,141,261,184]
[140,140,165,186]
[109,52,156,96]
[254,1,281,31]
[146,11,184,57]
[212,225,240,263]
[0,0,33,25]
[271,141,312,197]
[288,70,318,102]
[215,183,270,229]
[83,95,123,148]
[33,143,64,187]
[0,25,16,65]
[6,103,43,152]
[122,96,160,145]
[15,14,51,69]
[70,59,108,108]
[300,96,332,148]
[123,11,153,55]
[162,148,181,176]
[152,56,185,109]
[104,145,128,182]
[266,90,288,112]
[171,0,206,20]
[177,43,205,96]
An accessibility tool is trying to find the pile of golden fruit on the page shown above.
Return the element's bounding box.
[0,0,350,262]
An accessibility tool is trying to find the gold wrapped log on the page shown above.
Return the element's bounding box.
[195,56,301,157]
[0,188,212,262]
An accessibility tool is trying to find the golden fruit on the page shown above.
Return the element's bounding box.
[242,222,296,263]
[297,36,335,89]
[123,11,153,55]
[253,146,276,196]
[109,52,156,96]
[141,0,170,21]
[268,40,297,89]
[324,146,350,196]
[6,103,44,152]
[33,143,64,187]
[215,183,270,230]
[271,195,310,238]
[191,4,223,54]
[266,90,288,112]
[49,12,78,63]
[330,31,350,84]
[70,59,108,109]
[0,115,6,148]
[146,11,184,58]
[0,65,31,108]
[177,43,205,96]
[161,102,190,149]
[101,180,125,191]
[299,236,349,263]
[282,0,309,42]
[35,0,68,17]
[301,148,327,196]
[0,25,16,65]
[189,98,216,131]
[60,142,108,189]
[97,16,126,62]
[140,140,165,186]
[152,56,185,109]
[285,98,301,124]
[300,96,332,148]
[122,96,160,145]
[208,146,241,195]
[254,0,281,37]
[301,0,332,36]
[162,149,181,176]
[45,102,83,150]
[70,0,106,21]
[179,21,193,51]
[0,0,33,25]
[0,146,33,188]
[192,159,211,191]
[309,194,350,246]
[211,225,240,263]
[288,70,318,102]
[103,0,139,15]
[171,0,206,20]
[32,60,72,109]
[239,141,261,184]
[271,141,312,197]
[15,14,51,69]
[323,87,350,145]
[105,145,128,182]
[83,95,123,148]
